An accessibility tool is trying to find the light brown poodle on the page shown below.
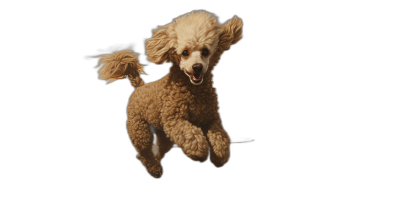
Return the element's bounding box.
[94,11,242,178]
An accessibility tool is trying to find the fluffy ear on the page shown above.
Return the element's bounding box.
[146,25,174,64]
[218,16,243,51]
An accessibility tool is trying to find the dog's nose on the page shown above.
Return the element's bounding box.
[192,63,203,73]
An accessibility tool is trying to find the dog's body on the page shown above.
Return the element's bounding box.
[95,11,242,177]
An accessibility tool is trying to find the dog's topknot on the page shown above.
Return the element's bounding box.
[145,11,222,64]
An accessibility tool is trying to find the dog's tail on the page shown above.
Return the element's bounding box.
[94,50,146,88]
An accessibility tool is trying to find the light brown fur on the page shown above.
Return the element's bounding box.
[94,11,242,178]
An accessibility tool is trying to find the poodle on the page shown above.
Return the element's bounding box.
[94,11,243,178]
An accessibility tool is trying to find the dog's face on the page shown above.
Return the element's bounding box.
[176,39,218,85]
[172,12,223,85]
[146,11,243,85]
[179,48,210,85]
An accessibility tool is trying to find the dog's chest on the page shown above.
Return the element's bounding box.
[187,94,218,126]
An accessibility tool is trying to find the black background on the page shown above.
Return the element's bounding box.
[30,3,344,200]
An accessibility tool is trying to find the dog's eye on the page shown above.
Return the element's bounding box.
[202,49,209,56]
[182,50,189,57]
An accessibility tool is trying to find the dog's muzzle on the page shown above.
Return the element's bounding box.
[184,70,203,85]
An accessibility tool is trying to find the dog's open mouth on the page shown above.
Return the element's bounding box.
[184,70,203,85]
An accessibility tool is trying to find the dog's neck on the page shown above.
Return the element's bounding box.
[167,48,223,92]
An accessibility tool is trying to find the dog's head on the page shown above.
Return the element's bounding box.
[146,11,243,85]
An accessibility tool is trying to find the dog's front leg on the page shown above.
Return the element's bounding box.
[206,119,230,167]
[163,119,209,162]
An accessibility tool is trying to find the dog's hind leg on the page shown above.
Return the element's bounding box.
[154,128,174,162]
[127,117,163,178]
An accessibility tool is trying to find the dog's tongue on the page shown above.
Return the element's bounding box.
[193,73,201,80]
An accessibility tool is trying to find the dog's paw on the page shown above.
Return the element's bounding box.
[147,163,163,178]
[148,166,164,179]
[210,147,230,168]
[210,155,227,167]
[190,151,208,162]
[185,136,209,162]
[137,155,163,178]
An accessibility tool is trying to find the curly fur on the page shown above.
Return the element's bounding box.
[94,50,146,87]
[95,11,242,178]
